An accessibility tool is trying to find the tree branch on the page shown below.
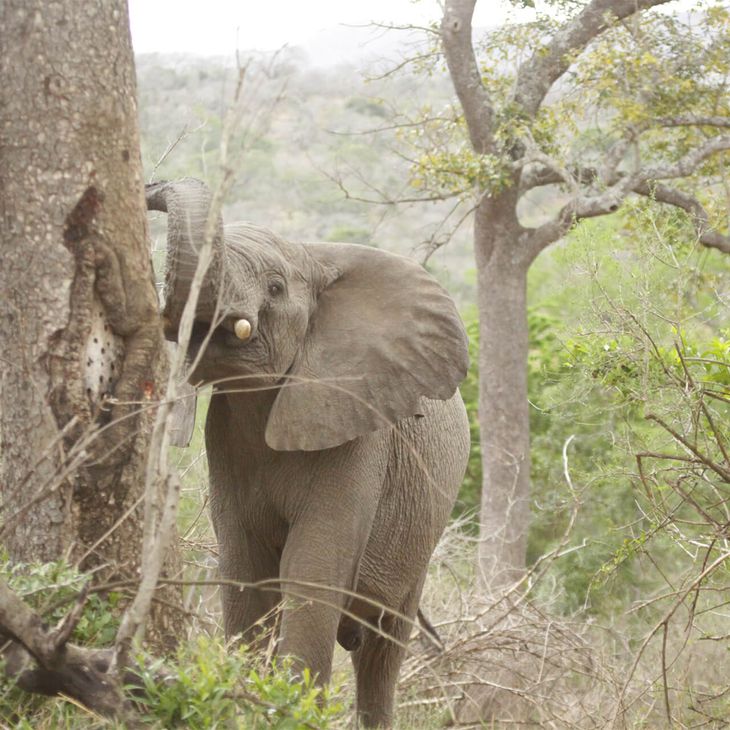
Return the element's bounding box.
[525,131,730,258]
[441,0,496,154]
[0,578,125,717]
[633,134,730,183]
[656,115,730,129]
[633,181,730,254]
[514,0,673,119]
[519,163,599,194]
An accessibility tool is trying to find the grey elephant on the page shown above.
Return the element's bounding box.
[146,178,470,728]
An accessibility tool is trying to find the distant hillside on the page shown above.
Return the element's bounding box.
[136,48,478,305]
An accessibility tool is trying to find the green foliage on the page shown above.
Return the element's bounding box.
[133,637,344,728]
[0,556,123,728]
[401,3,730,218]
[0,557,346,728]
[409,140,511,196]
[569,6,730,141]
[457,194,727,616]
[522,199,729,614]
[0,553,121,645]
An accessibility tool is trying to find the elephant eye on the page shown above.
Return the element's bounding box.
[268,280,284,297]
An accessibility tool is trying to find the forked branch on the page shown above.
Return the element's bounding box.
[0,578,125,717]
[441,0,496,155]
[514,0,673,118]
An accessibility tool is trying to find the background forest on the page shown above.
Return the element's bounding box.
[138,40,728,609]
[2,9,729,729]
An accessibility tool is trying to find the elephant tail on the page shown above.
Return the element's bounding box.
[417,608,444,653]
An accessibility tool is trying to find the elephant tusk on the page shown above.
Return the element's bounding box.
[234,318,252,341]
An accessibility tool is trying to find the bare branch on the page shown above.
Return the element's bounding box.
[519,163,598,193]
[441,0,496,154]
[0,578,125,717]
[114,59,283,669]
[418,199,479,265]
[148,122,206,183]
[318,160,462,206]
[524,204,578,261]
[525,132,730,258]
[514,0,673,119]
[633,181,730,255]
[645,413,730,482]
[367,51,440,81]
[656,115,730,129]
[633,134,730,183]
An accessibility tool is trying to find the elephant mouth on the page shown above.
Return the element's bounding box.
[187,320,253,351]
[182,320,272,383]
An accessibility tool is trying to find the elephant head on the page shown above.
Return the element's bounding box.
[147,177,469,451]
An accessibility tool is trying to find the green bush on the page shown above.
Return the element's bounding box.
[0,557,346,728]
[0,553,122,645]
[457,201,729,616]
[133,636,344,728]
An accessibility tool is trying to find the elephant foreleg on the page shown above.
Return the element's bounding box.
[277,518,367,685]
[218,531,281,645]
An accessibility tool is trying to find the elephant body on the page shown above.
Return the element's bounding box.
[207,388,468,725]
[147,179,470,727]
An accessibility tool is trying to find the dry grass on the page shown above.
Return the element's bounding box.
[382,520,730,729]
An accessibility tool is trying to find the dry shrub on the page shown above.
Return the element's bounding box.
[393,520,618,728]
[392,518,730,729]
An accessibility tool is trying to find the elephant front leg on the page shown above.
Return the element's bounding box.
[217,530,282,646]
[276,519,367,685]
[278,594,342,685]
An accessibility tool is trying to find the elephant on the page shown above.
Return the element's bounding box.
[146,178,470,727]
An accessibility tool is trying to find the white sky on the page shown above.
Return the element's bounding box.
[127,0,533,56]
[128,0,702,61]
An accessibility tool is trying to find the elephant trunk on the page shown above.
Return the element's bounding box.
[145,178,225,339]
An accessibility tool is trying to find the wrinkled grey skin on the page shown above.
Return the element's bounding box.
[147,178,470,728]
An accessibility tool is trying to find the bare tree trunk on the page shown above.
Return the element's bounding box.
[0,0,183,646]
[473,198,532,589]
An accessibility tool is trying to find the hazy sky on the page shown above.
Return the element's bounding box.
[127,0,533,57]
[128,0,701,63]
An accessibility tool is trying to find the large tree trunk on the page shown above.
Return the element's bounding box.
[473,198,532,589]
[0,0,182,647]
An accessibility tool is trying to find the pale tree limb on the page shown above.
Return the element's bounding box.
[520,129,730,197]
[633,181,730,255]
[514,0,673,118]
[441,0,496,154]
[113,63,253,670]
[632,134,730,184]
[518,163,599,194]
[656,115,730,129]
[525,134,730,259]
[114,54,288,670]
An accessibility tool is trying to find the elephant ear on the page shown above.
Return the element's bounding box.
[265,243,469,451]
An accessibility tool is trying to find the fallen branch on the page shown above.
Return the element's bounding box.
[0,577,126,717]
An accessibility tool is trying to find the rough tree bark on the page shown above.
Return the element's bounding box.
[0,0,183,645]
[441,0,730,590]
[472,200,533,585]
